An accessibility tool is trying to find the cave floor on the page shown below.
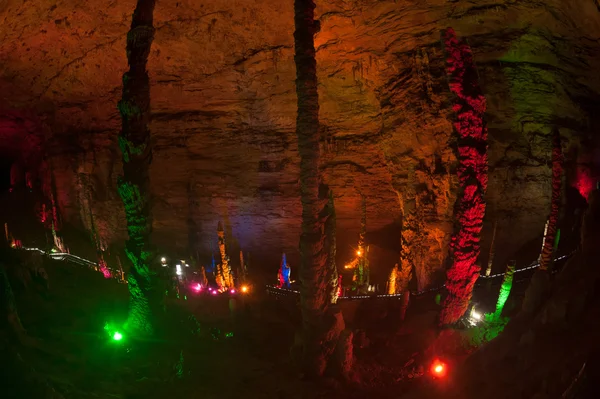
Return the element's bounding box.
[4,257,422,399]
[3,241,574,399]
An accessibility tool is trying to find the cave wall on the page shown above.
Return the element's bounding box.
[1,0,599,288]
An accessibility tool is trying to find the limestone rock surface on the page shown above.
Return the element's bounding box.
[1,0,599,287]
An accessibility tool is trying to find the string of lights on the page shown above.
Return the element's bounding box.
[19,245,575,298]
[266,251,575,299]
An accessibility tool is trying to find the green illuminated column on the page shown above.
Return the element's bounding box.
[117,0,158,336]
[495,260,516,317]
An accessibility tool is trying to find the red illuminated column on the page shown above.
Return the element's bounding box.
[539,129,563,271]
[439,28,488,326]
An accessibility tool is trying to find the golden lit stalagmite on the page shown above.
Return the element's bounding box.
[217,221,234,290]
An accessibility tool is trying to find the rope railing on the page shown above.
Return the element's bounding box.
[21,246,124,280]
[266,250,576,300]
[18,245,576,299]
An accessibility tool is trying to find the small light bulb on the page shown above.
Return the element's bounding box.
[113,332,123,341]
[161,257,166,263]
[357,250,362,256]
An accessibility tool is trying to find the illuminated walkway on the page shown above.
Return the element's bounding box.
[19,245,574,299]
[266,252,574,300]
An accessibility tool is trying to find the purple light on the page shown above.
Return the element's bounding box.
[211,290,218,295]
[230,289,236,294]
[192,283,202,292]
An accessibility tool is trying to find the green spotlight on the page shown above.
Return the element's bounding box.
[113,332,123,341]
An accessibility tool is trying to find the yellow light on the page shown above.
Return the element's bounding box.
[356,250,362,256]
[241,285,249,293]
[434,365,443,373]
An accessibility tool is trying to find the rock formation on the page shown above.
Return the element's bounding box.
[118,0,159,336]
[439,27,488,326]
[539,128,563,271]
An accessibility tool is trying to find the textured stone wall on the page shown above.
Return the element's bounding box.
[1,0,599,288]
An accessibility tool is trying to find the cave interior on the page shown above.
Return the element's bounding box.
[1,1,600,398]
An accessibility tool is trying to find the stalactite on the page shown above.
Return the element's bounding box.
[439,28,488,326]
[217,221,233,289]
[539,128,564,271]
[485,220,497,276]
[117,0,158,336]
[294,0,343,377]
[494,260,515,317]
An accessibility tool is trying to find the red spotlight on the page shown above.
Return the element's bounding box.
[430,359,447,378]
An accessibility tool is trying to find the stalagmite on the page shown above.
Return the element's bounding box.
[522,129,563,315]
[539,128,563,271]
[117,0,159,335]
[439,28,488,326]
[494,260,515,318]
[278,253,291,288]
[538,219,549,263]
[324,189,339,304]
[353,195,370,292]
[238,250,246,285]
[199,266,208,288]
[293,0,345,377]
[388,264,398,295]
[217,222,233,289]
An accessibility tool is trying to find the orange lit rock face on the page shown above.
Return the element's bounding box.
[1,1,600,287]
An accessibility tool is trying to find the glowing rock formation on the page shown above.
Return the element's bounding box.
[387,265,398,295]
[388,261,412,295]
[278,253,291,288]
[117,0,159,336]
[324,189,339,304]
[217,222,234,290]
[539,128,563,271]
[199,266,208,288]
[352,196,370,292]
[494,260,515,318]
[439,28,488,326]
